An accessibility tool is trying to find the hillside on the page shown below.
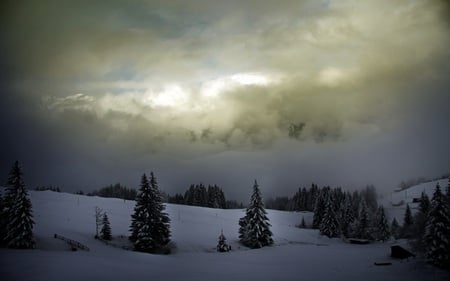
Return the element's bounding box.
[382,178,448,222]
[0,190,448,281]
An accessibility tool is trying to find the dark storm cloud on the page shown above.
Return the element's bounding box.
[1,0,449,198]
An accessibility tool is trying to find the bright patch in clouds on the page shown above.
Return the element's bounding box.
[201,72,277,97]
[230,73,272,85]
[147,84,189,108]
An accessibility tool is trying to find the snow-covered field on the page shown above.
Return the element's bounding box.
[1,185,448,281]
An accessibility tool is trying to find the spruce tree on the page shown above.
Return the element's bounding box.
[217,230,231,252]
[148,172,171,247]
[238,217,248,241]
[238,180,273,248]
[425,183,450,268]
[129,172,171,253]
[3,161,35,249]
[374,206,390,241]
[391,218,400,239]
[354,199,371,240]
[320,193,340,238]
[401,204,414,238]
[312,188,328,229]
[129,174,149,243]
[340,196,355,238]
[413,192,430,250]
[100,213,112,240]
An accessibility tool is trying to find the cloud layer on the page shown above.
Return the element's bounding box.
[1,0,449,195]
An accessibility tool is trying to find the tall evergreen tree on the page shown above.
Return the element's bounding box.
[354,199,371,240]
[425,183,450,268]
[312,188,328,229]
[412,192,431,250]
[129,174,149,243]
[148,172,171,247]
[401,204,414,238]
[319,193,340,238]
[374,206,390,241]
[238,180,273,248]
[391,218,400,239]
[3,161,35,249]
[340,195,355,238]
[129,172,171,253]
[100,213,112,241]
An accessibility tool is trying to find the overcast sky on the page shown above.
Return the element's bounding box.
[1,0,449,200]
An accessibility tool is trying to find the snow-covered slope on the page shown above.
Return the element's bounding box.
[28,190,317,253]
[383,178,448,222]
[0,190,448,281]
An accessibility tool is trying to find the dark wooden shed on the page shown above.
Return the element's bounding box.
[391,245,415,259]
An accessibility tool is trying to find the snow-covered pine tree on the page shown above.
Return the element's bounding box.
[320,192,340,238]
[354,199,371,240]
[238,180,273,248]
[217,230,231,252]
[129,174,149,244]
[401,203,414,238]
[238,216,248,242]
[374,206,390,241]
[391,218,400,239]
[148,172,171,247]
[312,188,328,229]
[3,161,35,249]
[130,173,171,253]
[101,213,112,240]
[412,192,431,250]
[424,183,450,268]
[340,195,355,238]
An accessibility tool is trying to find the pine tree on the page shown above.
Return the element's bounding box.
[401,204,414,238]
[391,218,400,239]
[3,161,35,249]
[424,183,450,268]
[129,172,171,253]
[374,206,390,241]
[354,199,371,240]
[238,216,248,241]
[340,196,355,238]
[412,192,430,250]
[148,172,171,247]
[217,230,231,252]
[320,193,340,238]
[129,174,149,243]
[312,188,328,229]
[100,213,112,240]
[238,180,273,248]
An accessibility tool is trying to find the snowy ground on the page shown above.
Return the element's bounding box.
[1,185,449,281]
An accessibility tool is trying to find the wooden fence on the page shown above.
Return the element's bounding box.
[54,234,90,251]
